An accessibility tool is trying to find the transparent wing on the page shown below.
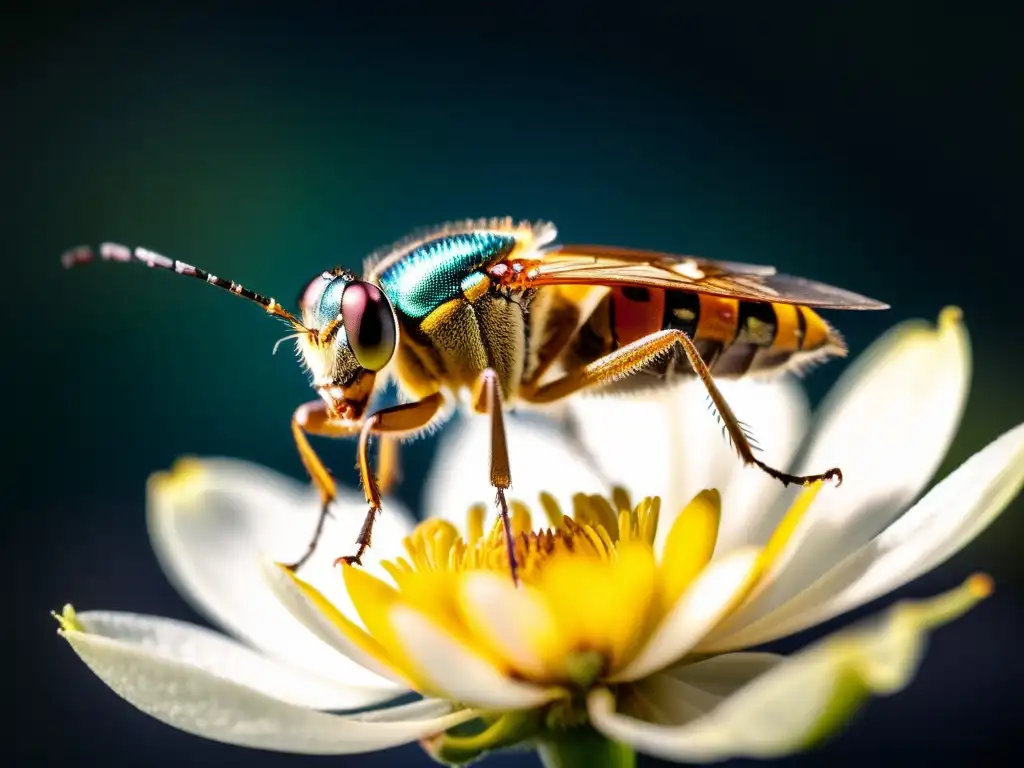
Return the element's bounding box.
[528,245,889,310]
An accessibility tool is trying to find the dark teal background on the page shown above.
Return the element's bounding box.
[4,6,1021,766]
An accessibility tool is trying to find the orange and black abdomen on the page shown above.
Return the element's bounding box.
[572,286,846,382]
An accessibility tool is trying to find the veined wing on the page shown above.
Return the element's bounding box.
[528,245,889,310]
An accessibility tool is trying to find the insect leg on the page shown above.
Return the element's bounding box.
[286,402,361,572]
[520,329,842,488]
[284,395,442,571]
[376,436,402,496]
[337,393,446,567]
[470,368,519,584]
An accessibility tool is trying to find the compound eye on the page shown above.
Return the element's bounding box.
[341,281,397,371]
[298,272,332,315]
[316,277,349,329]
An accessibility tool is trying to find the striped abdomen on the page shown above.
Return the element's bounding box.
[563,285,846,387]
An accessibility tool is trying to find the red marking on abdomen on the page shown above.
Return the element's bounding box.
[611,287,666,346]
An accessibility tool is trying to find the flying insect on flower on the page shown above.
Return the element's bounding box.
[62,217,887,577]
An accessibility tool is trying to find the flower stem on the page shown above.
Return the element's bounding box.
[537,727,635,768]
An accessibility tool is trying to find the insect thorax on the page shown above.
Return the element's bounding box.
[367,221,548,403]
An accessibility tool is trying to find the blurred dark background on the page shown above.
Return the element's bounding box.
[3,5,1021,766]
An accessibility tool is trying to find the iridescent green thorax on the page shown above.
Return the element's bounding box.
[376,233,517,319]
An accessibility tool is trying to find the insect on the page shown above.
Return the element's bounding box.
[62,218,888,581]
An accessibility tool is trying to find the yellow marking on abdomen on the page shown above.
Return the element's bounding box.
[799,306,831,350]
[771,303,802,351]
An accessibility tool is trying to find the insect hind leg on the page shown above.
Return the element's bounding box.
[520,329,843,489]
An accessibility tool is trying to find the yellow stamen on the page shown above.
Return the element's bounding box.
[611,486,632,515]
[538,492,564,528]
[510,501,533,537]
[466,503,486,543]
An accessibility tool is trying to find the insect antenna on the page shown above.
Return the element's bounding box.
[61,242,310,333]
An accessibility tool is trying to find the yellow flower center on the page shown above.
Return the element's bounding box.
[282,483,828,695]
[383,489,661,587]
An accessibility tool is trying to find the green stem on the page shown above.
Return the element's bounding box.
[536,726,636,768]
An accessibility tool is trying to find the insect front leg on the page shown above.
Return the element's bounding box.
[336,393,446,567]
[376,435,402,497]
[470,368,519,584]
[520,329,843,488]
[285,394,442,571]
[286,401,362,572]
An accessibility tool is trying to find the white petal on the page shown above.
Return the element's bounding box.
[259,558,409,686]
[669,653,783,697]
[590,577,988,762]
[350,697,456,722]
[59,624,477,754]
[611,549,761,682]
[388,606,561,710]
[71,611,392,710]
[568,378,808,553]
[422,410,605,529]
[147,457,412,691]
[707,378,811,552]
[707,422,1024,650]
[712,311,971,637]
[798,309,970,517]
[621,654,782,726]
[567,381,700,518]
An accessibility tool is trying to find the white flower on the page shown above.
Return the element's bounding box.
[55,307,1024,764]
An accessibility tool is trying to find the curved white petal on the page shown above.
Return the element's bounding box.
[714,311,971,636]
[259,558,409,686]
[620,654,782,726]
[59,623,477,754]
[706,378,810,552]
[147,457,412,691]
[422,410,605,529]
[388,606,562,710]
[798,308,970,516]
[706,422,1024,650]
[611,549,761,682]
[70,611,393,710]
[567,381,700,519]
[568,378,808,553]
[350,697,457,722]
[591,576,988,762]
[669,653,783,697]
